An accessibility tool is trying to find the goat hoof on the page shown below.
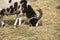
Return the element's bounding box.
[2,24,5,27]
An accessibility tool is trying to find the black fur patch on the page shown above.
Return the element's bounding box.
[20,0,27,4]
[18,5,20,9]
[14,2,18,11]
[9,0,12,3]
[0,9,5,15]
[6,8,10,12]
[26,5,36,18]
[10,5,14,13]
[20,0,28,15]
[17,11,20,14]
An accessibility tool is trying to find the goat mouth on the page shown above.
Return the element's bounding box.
[29,17,38,26]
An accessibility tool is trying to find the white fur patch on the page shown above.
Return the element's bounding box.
[36,22,38,27]
[18,17,21,26]
[14,17,18,26]
[27,2,30,5]
[14,17,21,26]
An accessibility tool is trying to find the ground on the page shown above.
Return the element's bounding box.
[0,0,60,40]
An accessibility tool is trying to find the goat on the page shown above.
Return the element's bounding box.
[26,5,43,27]
[20,0,43,27]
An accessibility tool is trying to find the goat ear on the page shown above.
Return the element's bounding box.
[37,9,43,20]
[37,8,42,12]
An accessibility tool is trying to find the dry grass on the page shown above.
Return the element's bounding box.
[0,0,60,40]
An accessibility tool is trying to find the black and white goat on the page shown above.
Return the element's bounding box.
[0,0,22,28]
[20,0,43,27]
[0,0,43,27]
